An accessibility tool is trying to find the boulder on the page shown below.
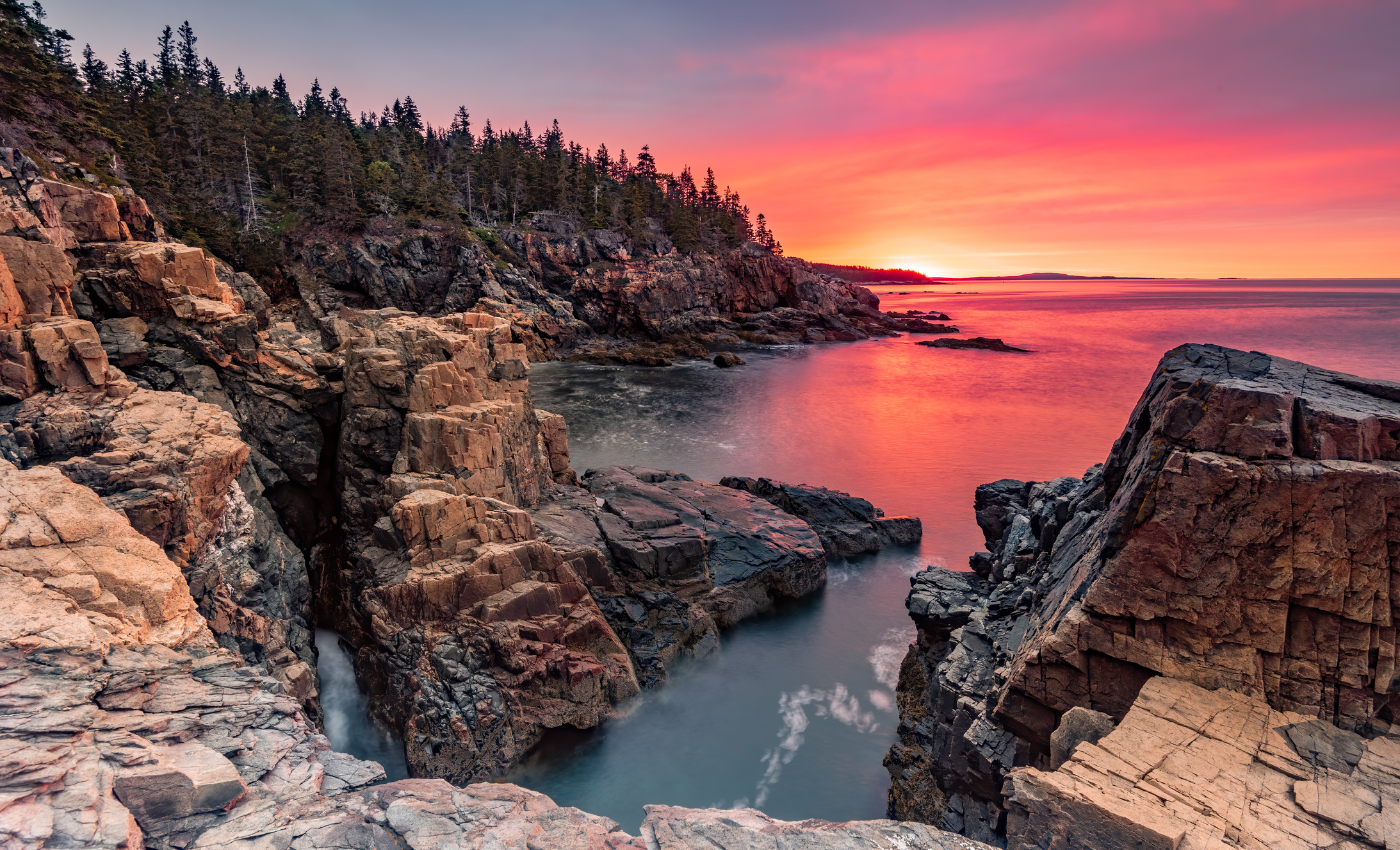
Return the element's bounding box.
[23,316,117,392]
[1047,707,1114,770]
[713,351,745,367]
[113,742,248,825]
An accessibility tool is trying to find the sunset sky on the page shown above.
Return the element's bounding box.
[50,0,1399,278]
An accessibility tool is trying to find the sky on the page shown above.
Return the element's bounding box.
[45,0,1400,278]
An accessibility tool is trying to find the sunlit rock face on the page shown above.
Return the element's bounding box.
[888,343,1400,844]
[1003,676,1400,850]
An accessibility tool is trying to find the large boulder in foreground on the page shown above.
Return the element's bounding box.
[887,343,1400,844]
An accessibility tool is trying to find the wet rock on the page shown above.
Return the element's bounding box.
[883,317,959,334]
[712,351,745,367]
[918,337,1030,352]
[721,475,921,558]
[570,466,827,627]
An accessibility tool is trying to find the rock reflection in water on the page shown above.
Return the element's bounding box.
[315,629,409,781]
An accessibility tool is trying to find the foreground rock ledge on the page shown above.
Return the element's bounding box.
[1006,676,1400,850]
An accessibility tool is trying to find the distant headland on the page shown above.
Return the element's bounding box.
[812,264,1162,284]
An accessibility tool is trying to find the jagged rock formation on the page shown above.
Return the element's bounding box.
[0,383,974,850]
[291,223,912,364]
[722,475,922,558]
[887,343,1400,845]
[529,466,838,687]
[0,143,969,844]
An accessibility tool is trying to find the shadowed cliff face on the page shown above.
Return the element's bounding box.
[887,343,1400,845]
[289,221,923,365]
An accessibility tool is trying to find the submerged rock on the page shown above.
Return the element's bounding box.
[917,337,1029,352]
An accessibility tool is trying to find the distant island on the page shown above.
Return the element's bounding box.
[814,265,1162,284]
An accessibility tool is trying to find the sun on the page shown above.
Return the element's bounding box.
[878,259,960,279]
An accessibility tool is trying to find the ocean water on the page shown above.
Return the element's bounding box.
[322,278,1400,831]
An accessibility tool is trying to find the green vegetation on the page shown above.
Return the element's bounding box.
[0,2,784,290]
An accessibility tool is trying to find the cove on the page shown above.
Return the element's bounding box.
[328,277,1400,832]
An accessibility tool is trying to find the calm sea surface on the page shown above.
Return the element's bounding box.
[320,278,1400,831]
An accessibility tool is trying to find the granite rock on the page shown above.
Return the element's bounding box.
[887,343,1400,844]
[1004,676,1400,850]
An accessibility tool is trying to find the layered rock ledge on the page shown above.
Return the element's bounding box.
[887,343,1400,846]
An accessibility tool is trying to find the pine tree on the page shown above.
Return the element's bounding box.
[115,49,135,95]
[304,78,325,115]
[80,43,106,90]
[233,67,249,96]
[702,168,719,208]
[202,58,222,95]
[400,95,422,132]
[176,20,199,86]
[155,25,176,87]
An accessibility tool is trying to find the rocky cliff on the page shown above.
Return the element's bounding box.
[290,213,953,365]
[0,146,930,809]
[886,343,1400,846]
[0,455,977,850]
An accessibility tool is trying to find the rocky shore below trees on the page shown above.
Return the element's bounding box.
[0,147,978,849]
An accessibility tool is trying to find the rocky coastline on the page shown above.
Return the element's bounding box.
[0,148,972,849]
[886,343,1400,848]
[5,140,1399,850]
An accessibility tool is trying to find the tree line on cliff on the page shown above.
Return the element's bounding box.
[0,3,784,279]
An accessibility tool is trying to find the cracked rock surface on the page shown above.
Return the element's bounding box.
[887,343,1400,846]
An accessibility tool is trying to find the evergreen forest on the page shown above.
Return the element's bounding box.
[1,2,784,288]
